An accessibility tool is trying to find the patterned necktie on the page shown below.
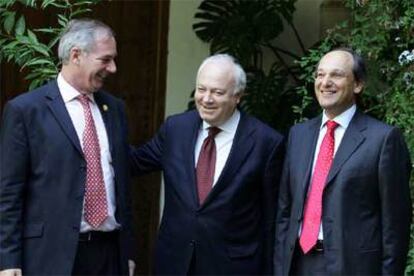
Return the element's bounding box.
[300,120,339,253]
[196,127,221,204]
[78,95,108,228]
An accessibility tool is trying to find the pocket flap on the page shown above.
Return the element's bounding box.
[23,222,44,238]
[227,242,258,258]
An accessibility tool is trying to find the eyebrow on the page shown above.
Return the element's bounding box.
[317,68,346,74]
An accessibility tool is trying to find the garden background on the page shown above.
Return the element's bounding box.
[1,0,413,274]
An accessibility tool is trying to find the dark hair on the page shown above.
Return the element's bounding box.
[329,47,367,83]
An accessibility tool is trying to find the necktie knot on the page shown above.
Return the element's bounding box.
[77,94,90,106]
[208,127,221,138]
[326,120,339,133]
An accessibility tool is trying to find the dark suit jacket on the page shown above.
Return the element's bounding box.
[131,110,284,275]
[274,111,412,275]
[0,81,135,275]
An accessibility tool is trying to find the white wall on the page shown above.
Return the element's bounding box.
[165,0,325,116]
[165,0,209,117]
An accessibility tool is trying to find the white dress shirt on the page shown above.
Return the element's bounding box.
[194,110,240,186]
[301,104,356,240]
[57,74,119,232]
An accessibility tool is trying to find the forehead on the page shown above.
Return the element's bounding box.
[90,35,117,55]
[317,51,354,73]
[197,61,235,85]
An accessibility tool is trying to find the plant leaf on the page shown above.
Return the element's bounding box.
[70,8,92,18]
[41,0,56,9]
[47,34,60,48]
[34,27,60,34]
[30,44,50,56]
[4,11,16,34]
[15,15,25,35]
[27,29,39,43]
[22,57,54,69]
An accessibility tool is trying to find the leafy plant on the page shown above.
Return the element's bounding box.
[0,0,101,90]
[192,0,302,132]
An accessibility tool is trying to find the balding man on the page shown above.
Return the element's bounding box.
[274,48,412,275]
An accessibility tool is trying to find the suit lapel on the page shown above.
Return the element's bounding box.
[45,81,83,156]
[94,92,114,155]
[201,112,254,207]
[185,111,203,207]
[325,111,366,186]
[300,117,321,195]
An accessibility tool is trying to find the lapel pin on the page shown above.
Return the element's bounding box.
[102,104,108,112]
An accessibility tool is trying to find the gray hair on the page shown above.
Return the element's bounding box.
[197,54,246,95]
[58,19,115,64]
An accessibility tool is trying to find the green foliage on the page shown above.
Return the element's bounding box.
[295,0,414,273]
[0,0,100,90]
[193,0,301,131]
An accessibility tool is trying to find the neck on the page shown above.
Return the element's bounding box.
[60,67,90,95]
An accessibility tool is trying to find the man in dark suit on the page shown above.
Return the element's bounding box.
[274,48,412,275]
[131,54,285,275]
[0,19,135,275]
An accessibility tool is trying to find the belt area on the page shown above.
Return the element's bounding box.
[313,240,324,252]
[78,230,119,242]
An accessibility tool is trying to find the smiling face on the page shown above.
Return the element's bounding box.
[195,61,241,126]
[70,35,117,94]
[315,50,363,119]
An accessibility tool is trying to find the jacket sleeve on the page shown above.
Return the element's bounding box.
[274,130,293,276]
[129,118,169,176]
[378,127,412,275]
[0,101,29,270]
[117,100,138,263]
[262,136,285,274]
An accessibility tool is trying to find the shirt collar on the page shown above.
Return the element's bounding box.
[57,73,95,103]
[201,109,240,134]
[321,104,356,129]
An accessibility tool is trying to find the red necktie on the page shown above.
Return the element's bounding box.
[300,120,339,253]
[196,127,221,204]
[78,95,108,228]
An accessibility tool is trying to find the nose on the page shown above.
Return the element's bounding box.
[320,75,332,87]
[107,59,117,73]
[202,92,213,103]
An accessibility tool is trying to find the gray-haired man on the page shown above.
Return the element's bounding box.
[0,19,136,275]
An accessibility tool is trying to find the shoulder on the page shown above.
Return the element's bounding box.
[7,80,57,108]
[354,112,395,132]
[286,116,320,140]
[96,90,124,106]
[163,109,200,127]
[241,112,284,143]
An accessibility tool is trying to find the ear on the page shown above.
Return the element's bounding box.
[69,47,82,65]
[235,92,243,104]
[354,81,364,95]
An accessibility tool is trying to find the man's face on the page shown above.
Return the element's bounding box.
[76,35,117,94]
[314,50,363,118]
[195,61,241,126]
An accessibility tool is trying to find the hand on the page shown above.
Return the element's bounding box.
[0,269,22,276]
[128,259,135,276]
